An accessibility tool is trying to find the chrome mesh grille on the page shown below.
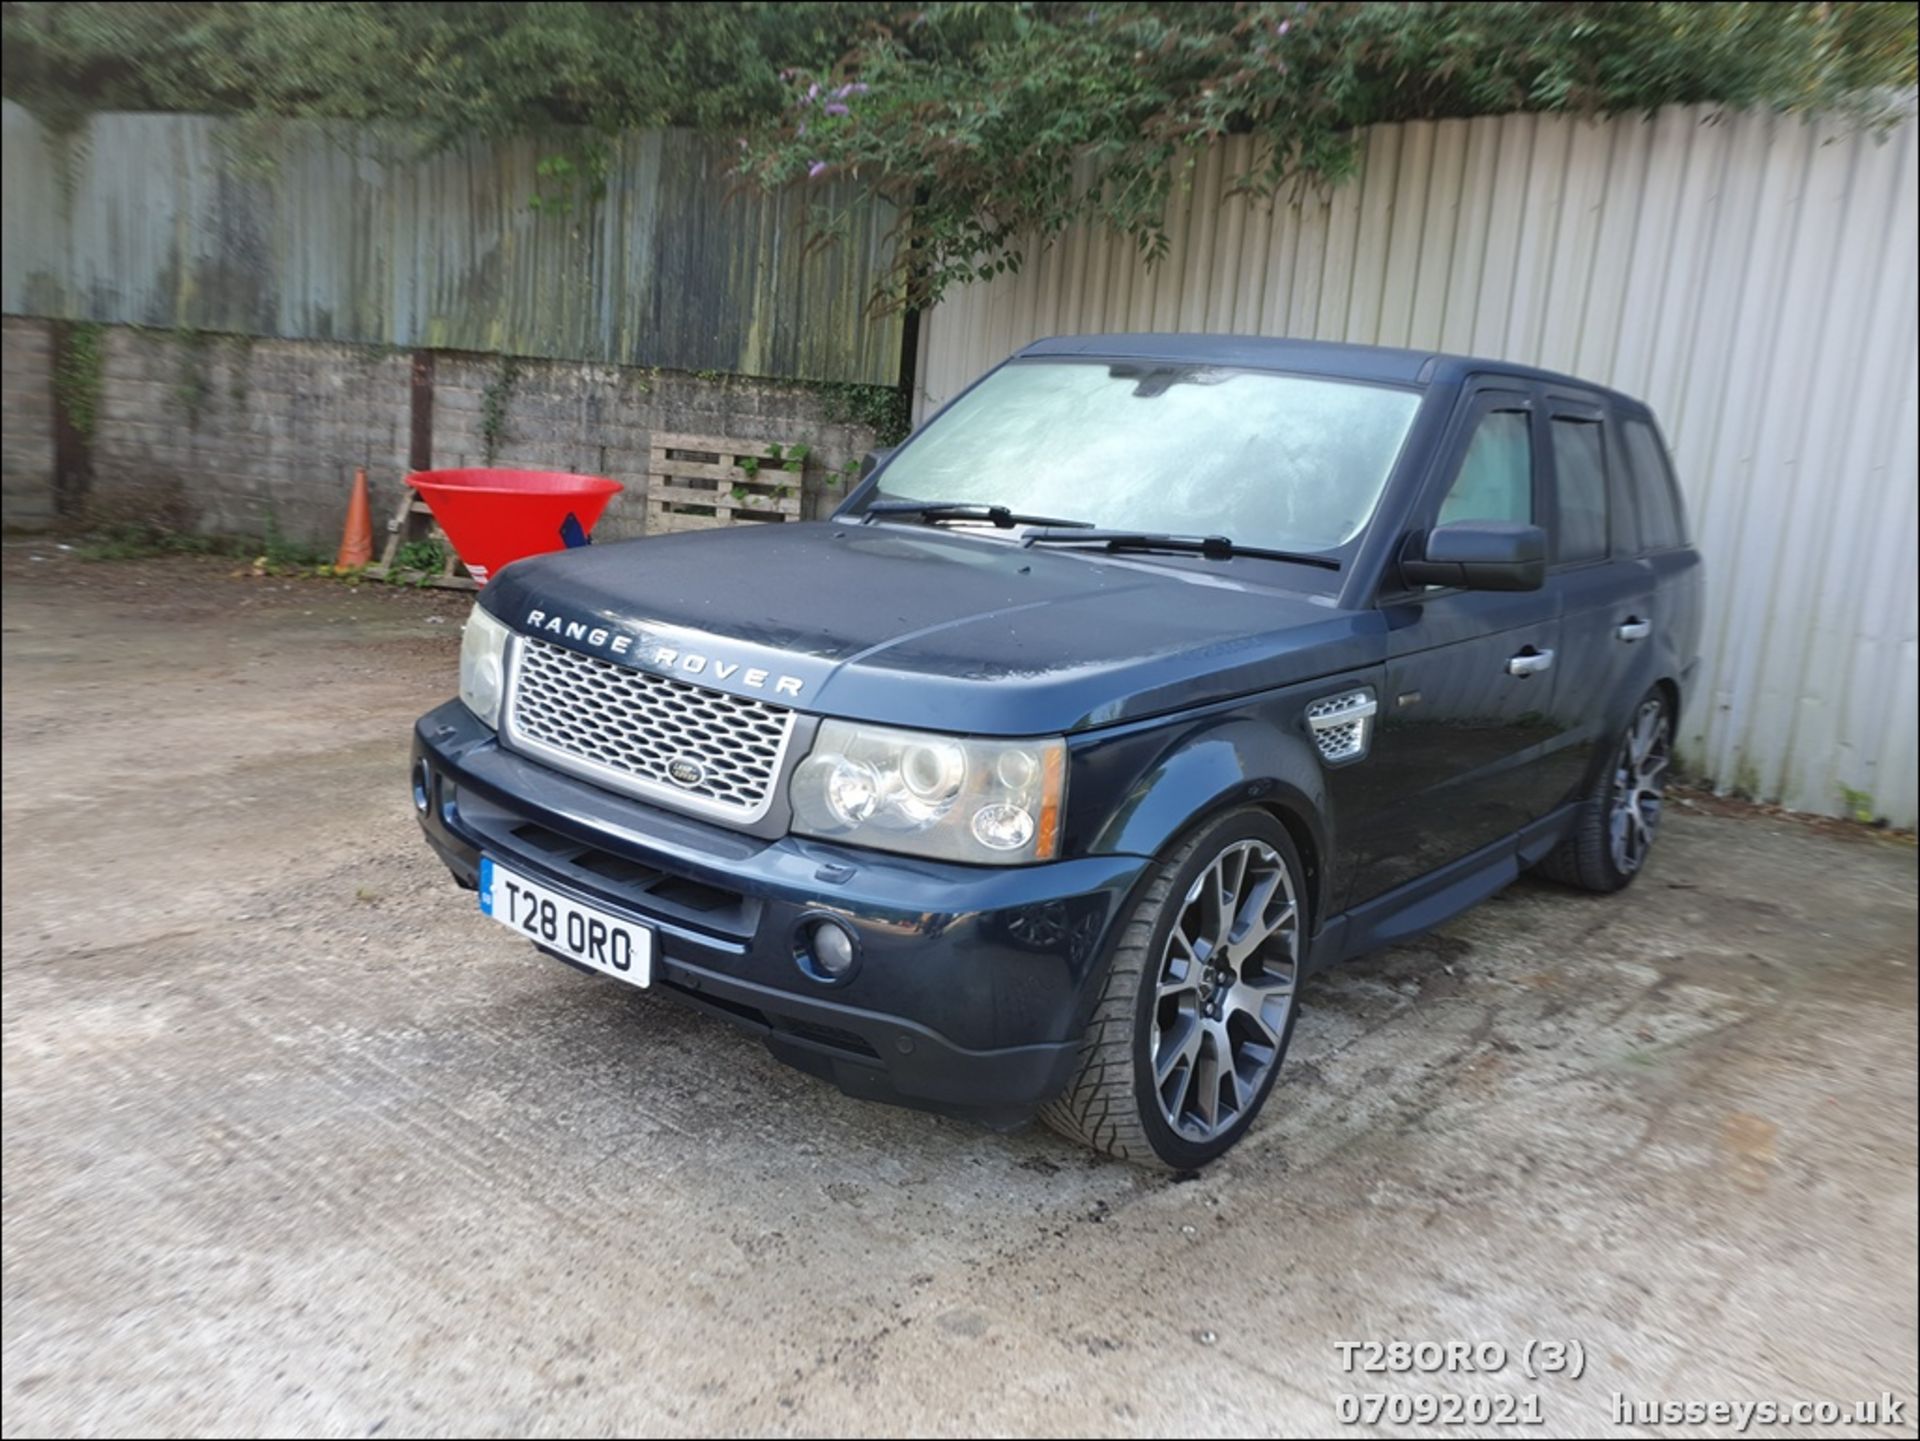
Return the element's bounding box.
[505,635,796,820]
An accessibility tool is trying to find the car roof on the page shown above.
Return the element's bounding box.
[1015,333,1653,415]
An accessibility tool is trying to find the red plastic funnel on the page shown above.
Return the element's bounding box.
[406,468,622,585]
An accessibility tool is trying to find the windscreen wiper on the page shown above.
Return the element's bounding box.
[1021,528,1341,570]
[861,499,1093,529]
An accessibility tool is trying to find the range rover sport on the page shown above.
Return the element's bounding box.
[411,335,1702,1169]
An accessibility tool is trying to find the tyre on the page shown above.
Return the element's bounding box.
[1041,808,1305,1169]
[1538,687,1673,893]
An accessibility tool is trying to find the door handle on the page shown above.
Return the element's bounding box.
[1508,648,1554,678]
[1617,618,1652,643]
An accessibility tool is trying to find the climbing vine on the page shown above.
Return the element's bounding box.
[481,356,518,463]
[812,380,911,447]
[52,320,105,441]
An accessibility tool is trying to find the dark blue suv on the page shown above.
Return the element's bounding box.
[412,335,1702,1168]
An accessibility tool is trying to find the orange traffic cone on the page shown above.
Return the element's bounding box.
[336,468,374,570]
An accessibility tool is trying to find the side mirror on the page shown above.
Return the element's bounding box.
[1400,521,1546,592]
[857,447,898,482]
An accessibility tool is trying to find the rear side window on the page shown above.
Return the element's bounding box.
[1439,409,1532,526]
[1622,419,1688,550]
[1549,418,1609,563]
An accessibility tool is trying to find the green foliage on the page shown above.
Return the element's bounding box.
[732,443,809,500]
[261,508,327,570]
[813,381,910,445]
[765,441,810,472]
[742,1,1919,307]
[53,320,105,440]
[530,139,613,215]
[1,2,881,146]
[76,526,236,561]
[6,3,1911,309]
[391,536,449,581]
[480,356,518,464]
[827,457,862,490]
[1838,784,1878,825]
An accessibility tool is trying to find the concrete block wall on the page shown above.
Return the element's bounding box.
[89,329,414,544]
[0,320,883,547]
[2,318,56,530]
[432,353,879,540]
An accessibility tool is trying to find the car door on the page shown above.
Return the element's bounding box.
[1619,413,1706,692]
[1342,385,1565,908]
[1533,397,1658,805]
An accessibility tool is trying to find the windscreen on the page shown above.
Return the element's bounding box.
[873,360,1422,552]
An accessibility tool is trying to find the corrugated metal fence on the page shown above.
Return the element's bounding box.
[1,102,902,385]
[918,105,1919,827]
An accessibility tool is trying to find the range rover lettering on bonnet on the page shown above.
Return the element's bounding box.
[523,608,805,697]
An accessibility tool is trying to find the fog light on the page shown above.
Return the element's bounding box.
[799,917,858,982]
[413,758,432,813]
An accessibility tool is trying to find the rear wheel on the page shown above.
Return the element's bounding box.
[1041,809,1304,1169]
[1539,688,1673,892]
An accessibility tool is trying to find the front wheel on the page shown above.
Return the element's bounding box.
[1041,809,1305,1169]
[1539,687,1673,892]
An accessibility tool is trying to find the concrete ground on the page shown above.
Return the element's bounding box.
[2,546,1915,1440]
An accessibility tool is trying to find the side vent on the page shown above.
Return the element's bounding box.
[1305,689,1378,764]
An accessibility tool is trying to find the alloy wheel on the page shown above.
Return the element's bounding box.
[1610,698,1671,875]
[1149,839,1300,1143]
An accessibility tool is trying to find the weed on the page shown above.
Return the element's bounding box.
[1838,785,1878,825]
[261,509,326,570]
[75,527,236,561]
[392,537,449,580]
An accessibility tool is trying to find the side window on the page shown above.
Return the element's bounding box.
[1549,417,1609,563]
[1438,409,1532,526]
[1622,419,1687,550]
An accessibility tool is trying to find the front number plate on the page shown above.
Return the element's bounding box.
[479,857,653,988]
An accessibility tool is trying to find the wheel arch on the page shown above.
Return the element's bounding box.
[1083,714,1334,930]
[1653,674,1681,723]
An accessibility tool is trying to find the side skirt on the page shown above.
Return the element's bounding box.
[1307,803,1577,972]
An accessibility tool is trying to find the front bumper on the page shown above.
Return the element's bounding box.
[412,701,1149,1127]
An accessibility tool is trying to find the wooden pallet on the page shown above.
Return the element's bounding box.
[647,433,806,535]
[363,486,478,590]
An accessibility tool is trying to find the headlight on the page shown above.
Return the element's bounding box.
[459,603,511,727]
[790,721,1065,864]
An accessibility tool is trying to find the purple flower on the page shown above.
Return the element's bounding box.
[824,102,849,117]
[808,160,829,179]
[831,82,869,99]
[1276,19,1290,36]
[806,82,821,101]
